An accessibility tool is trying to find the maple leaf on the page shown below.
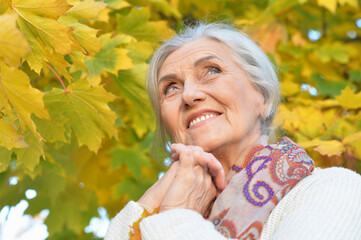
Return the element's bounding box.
[66,0,106,19]
[44,79,118,152]
[0,147,13,172]
[299,139,345,157]
[116,7,174,42]
[11,0,72,19]
[0,14,29,67]
[335,86,361,109]
[84,34,134,86]
[58,15,101,56]
[0,62,49,141]
[104,0,131,9]
[13,4,73,55]
[317,0,358,13]
[343,131,361,145]
[0,120,28,150]
[15,128,44,172]
[110,145,150,178]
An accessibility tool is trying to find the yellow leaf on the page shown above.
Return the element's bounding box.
[280,76,300,96]
[11,0,72,19]
[0,62,49,140]
[104,0,130,10]
[0,120,28,149]
[343,131,361,145]
[66,0,106,19]
[338,0,358,8]
[17,17,44,73]
[85,34,134,86]
[318,0,337,13]
[299,138,345,156]
[335,86,361,109]
[97,7,110,22]
[0,14,29,66]
[42,46,72,83]
[14,9,72,55]
[58,15,101,55]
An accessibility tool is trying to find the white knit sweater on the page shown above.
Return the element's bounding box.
[105,167,361,240]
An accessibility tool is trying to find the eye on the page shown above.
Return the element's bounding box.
[206,66,221,75]
[163,82,178,95]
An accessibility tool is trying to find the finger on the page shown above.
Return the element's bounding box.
[171,153,179,162]
[191,151,226,190]
[171,143,226,190]
[171,144,225,190]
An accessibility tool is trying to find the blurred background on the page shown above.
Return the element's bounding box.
[0,0,361,239]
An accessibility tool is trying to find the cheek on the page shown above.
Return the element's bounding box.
[160,101,180,135]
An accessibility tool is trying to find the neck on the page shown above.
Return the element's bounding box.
[211,134,269,176]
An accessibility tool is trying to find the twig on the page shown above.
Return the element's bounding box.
[48,65,69,93]
[4,57,13,68]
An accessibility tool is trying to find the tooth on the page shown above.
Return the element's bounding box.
[206,115,210,119]
[196,118,200,123]
[201,116,205,121]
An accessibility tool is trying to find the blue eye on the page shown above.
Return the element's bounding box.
[164,83,178,95]
[207,66,221,75]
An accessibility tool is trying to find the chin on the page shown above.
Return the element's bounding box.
[186,136,224,152]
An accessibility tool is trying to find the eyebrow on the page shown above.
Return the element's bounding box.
[159,73,177,83]
[158,55,222,83]
[193,55,222,67]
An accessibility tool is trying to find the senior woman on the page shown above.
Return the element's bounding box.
[105,23,361,240]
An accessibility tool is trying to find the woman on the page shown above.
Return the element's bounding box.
[105,22,361,240]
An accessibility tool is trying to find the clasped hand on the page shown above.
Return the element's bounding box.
[138,143,226,215]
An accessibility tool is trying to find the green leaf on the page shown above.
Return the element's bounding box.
[0,147,12,172]
[15,129,44,172]
[110,146,150,178]
[349,70,361,83]
[44,79,118,152]
[45,184,97,236]
[66,0,106,19]
[116,7,174,41]
[114,177,152,200]
[315,43,350,64]
[32,115,68,143]
[312,74,347,97]
[103,0,131,9]
[58,15,101,56]
[84,34,134,86]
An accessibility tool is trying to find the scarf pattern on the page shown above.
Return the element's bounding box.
[209,137,314,239]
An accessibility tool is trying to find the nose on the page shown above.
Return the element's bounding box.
[182,80,206,108]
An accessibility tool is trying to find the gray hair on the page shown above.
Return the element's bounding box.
[147,22,280,155]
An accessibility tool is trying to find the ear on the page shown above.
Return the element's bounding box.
[260,102,268,119]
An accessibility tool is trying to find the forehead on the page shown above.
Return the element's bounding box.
[158,38,232,76]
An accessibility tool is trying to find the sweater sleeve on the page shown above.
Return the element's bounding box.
[139,208,228,240]
[104,201,145,240]
[268,167,361,240]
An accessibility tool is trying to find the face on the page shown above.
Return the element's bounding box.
[158,38,265,154]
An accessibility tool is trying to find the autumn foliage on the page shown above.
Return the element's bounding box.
[0,0,360,238]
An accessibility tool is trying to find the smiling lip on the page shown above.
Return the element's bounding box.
[186,109,222,129]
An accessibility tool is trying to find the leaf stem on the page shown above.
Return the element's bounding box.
[48,65,69,93]
[4,57,13,68]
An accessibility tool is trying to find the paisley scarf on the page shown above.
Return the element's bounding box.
[208,137,314,239]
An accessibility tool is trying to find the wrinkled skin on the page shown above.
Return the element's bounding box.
[138,38,265,214]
